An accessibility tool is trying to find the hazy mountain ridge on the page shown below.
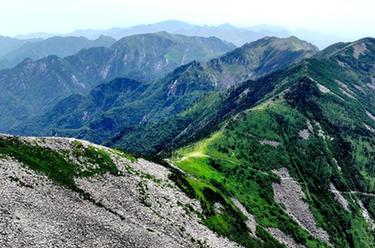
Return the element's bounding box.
[11,36,317,145]
[0,35,116,70]
[68,20,285,47]
[0,32,233,131]
[17,20,344,49]
[0,36,41,57]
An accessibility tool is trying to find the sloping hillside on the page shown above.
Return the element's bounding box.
[166,38,375,247]
[0,134,241,248]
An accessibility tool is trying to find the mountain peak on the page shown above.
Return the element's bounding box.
[204,36,318,89]
[247,36,318,52]
[217,23,235,29]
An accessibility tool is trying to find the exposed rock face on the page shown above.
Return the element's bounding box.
[317,83,331,94]
[299,120,313,140]
[329,183,350,211]
[358,200,375,231]
[367,111,375,122]
[231,198,257,237]
[272,168,330,244]
[267,228,306,248]
[353,42,367,59]
[298,129,310,140]
[364,123,375,133]
[0,135,241,248]
[259,139,280,147]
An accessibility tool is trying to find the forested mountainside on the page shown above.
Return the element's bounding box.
[104,38,375,156]
[165,37,375,247]
[0,32,233,131]
[12,36,317,145]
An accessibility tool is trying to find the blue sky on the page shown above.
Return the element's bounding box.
[0,0,374,39]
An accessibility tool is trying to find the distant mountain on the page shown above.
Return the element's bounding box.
[67,20,351,49]
[70,20,195,39]
[14,20,352,49]
[0,32,233,131]
[68,20,291,47]
[10,64,217,141]
[45,36,371,158]
[0,35,116,70]
[12,36,317,148]
[16,32,58,40]
[0,36,40,58]
[247,24,290,36]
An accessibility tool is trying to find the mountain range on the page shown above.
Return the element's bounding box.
[0,35,40,57]
[68,20,345,49]
[10,36,318,145]
[0,35,116,70]
[16,20,342,49]
[0,32,233,131]
[0,28,374,248]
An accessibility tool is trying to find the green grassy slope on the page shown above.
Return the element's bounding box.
[166,39,375,247]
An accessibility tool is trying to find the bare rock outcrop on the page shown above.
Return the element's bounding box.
[272,168,330,245]
[329,183,350,211]
[231,198,257,237]
[267,228,306,248]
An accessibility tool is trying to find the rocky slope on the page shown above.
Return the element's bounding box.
[0,134,241,248]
